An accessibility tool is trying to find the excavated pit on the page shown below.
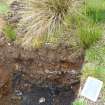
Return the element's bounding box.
[0,34,85,105]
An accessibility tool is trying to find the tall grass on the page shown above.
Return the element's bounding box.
[85,0,105,22]
[78,22,102,49]
[85,37,105,66]
[3,25,16,41]
[17,0,72,48]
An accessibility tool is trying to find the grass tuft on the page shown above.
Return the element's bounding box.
[85,37,105,66]
[3,25,16,41]
[78,23,102,49]
[17,0,72,47]
[85,0,105,22]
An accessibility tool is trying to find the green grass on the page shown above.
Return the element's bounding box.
[82,2,105,100]
[84,40,105,81]
[3,25,16,41]
[78,23,102,49]
[85,39,105,66]
[85,0,105,22]
[82,63,105,81]
[72,99,87,105]
[0,2,9,14]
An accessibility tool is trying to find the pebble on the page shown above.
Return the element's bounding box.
[39,97,46,103]
[15,90,23,96]
[7,43,11,46]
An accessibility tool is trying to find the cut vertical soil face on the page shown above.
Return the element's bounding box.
[0,33,85,105]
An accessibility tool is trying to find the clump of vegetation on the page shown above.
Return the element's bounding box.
[16,0,104,49]
[82,63,98,80]
[72,99,87,105]
[17,0,72,47]
[85,36,105,66]
[85,0,105,22]
[3,25,16,41]
[78,23,102,49]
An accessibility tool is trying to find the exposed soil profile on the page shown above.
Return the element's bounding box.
[0,1,85,104]
[0,32,85,105]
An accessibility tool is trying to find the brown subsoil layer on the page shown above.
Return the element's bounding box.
[0,34,85,105]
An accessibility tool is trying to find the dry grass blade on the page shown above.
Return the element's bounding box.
[17,0,72,47]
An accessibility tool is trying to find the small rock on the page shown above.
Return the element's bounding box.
[39,97,46,103]
[7,43,11,46]
[15,90,23,96]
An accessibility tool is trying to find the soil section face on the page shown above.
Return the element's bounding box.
[0,32,84,105]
